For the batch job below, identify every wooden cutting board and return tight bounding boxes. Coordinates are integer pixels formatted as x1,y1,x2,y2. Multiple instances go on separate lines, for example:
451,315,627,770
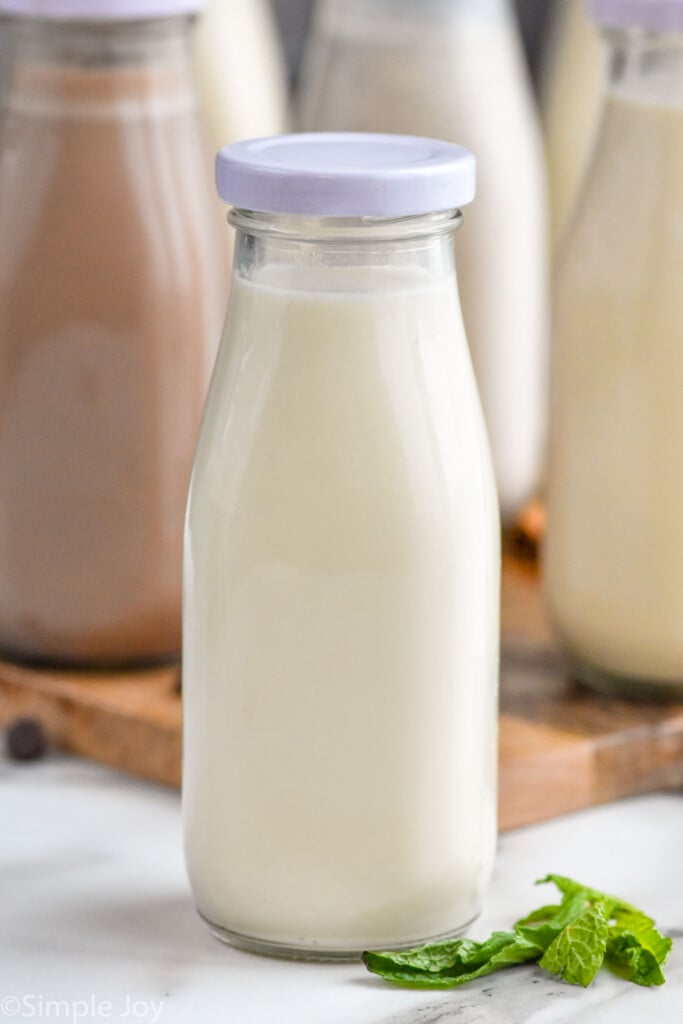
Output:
0,555,681,831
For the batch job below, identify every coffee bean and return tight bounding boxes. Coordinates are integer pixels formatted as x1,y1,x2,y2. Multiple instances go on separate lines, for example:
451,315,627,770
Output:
6,717,48,761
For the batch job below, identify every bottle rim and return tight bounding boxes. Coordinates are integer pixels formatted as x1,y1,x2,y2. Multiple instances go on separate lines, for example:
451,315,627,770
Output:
228,209,464,244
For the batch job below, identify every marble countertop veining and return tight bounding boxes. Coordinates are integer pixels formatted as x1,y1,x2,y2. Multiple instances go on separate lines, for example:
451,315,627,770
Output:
1,753,681,1024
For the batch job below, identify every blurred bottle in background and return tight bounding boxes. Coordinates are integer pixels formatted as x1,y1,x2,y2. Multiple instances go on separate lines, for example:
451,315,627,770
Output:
297,0,548,523
194,0,289,157
0,0,226,668
541,0,605,255
194,0,288,261
546,0,683,700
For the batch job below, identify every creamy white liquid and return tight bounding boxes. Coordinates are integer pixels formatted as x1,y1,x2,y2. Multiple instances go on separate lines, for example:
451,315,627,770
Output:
183,265,499,952
298,0,548,521
541,0,605,253
194,0,288,155
194,0,288,256
547,93,683,687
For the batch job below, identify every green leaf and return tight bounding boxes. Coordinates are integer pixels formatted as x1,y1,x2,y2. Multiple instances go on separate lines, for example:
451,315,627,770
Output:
363,938,480,976
605,934,666,987
361,954,453,989
455,931,529,970
604,911,672,987
515,903,564,926
536,875,637,917
610,908,653,933
363,932,540,989
539,901,610,987
515,893,588,953
613,913,671,962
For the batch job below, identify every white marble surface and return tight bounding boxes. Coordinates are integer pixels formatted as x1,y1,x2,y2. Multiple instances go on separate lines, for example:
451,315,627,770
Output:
1,752,681,1024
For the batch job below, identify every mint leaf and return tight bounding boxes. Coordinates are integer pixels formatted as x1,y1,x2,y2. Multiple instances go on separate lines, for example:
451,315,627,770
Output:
606,934,666,987
612,912,672,963
515,893,588,953
539,901,610,987
363,932,539,989
537,875,637,917
604,912,672,987
515,903,564,926
364,938,481,976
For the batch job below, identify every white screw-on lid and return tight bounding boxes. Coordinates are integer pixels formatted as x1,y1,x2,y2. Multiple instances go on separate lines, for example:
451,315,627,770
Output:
216,133,477,217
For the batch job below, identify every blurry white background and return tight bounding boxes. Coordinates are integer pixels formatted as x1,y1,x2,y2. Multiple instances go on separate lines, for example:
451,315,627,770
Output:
271,0,555,85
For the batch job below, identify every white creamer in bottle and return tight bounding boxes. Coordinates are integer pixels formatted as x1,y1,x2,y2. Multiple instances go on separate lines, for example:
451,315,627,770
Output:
541,0,605,253
546,0,683,700
193,0,288,259
194,0,288,154
183,134,500,958
297,0,548,522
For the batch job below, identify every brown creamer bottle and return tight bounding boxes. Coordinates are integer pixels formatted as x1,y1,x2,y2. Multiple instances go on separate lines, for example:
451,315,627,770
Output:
0,0,226,667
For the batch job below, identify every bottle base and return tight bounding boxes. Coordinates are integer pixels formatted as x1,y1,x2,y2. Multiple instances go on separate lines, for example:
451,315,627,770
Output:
199,909,481,962
567,651,683,703
0,640,180,674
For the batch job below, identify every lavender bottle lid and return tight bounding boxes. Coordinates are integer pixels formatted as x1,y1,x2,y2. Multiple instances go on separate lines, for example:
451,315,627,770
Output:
0,0,203,18
216,133,477,218
589,0,683,32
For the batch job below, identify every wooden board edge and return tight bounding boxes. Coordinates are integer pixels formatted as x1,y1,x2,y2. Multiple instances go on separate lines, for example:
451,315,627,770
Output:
0,672,180,789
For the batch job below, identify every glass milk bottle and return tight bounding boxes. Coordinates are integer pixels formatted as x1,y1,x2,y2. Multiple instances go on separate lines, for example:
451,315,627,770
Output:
183,134,500,957
0,0,225,666
194,0,288,158
297,0,548,522
546,0,683,700
541,0,605,253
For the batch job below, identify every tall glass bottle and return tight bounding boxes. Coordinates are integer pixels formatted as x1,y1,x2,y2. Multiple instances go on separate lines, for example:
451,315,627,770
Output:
546,0,683,700
184,134,500,957
298,0,548,522
0,0,226,666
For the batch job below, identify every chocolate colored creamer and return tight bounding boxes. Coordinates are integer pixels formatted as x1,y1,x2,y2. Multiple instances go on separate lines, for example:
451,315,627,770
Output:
0,14,225,666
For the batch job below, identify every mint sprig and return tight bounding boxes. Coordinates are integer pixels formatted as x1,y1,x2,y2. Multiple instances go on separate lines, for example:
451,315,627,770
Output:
362,875,672,991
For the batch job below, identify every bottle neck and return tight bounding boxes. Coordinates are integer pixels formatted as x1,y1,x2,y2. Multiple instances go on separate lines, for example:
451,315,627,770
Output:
0,16,195,111
604,28,683,104
229,211,462,294
1,15,194,65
